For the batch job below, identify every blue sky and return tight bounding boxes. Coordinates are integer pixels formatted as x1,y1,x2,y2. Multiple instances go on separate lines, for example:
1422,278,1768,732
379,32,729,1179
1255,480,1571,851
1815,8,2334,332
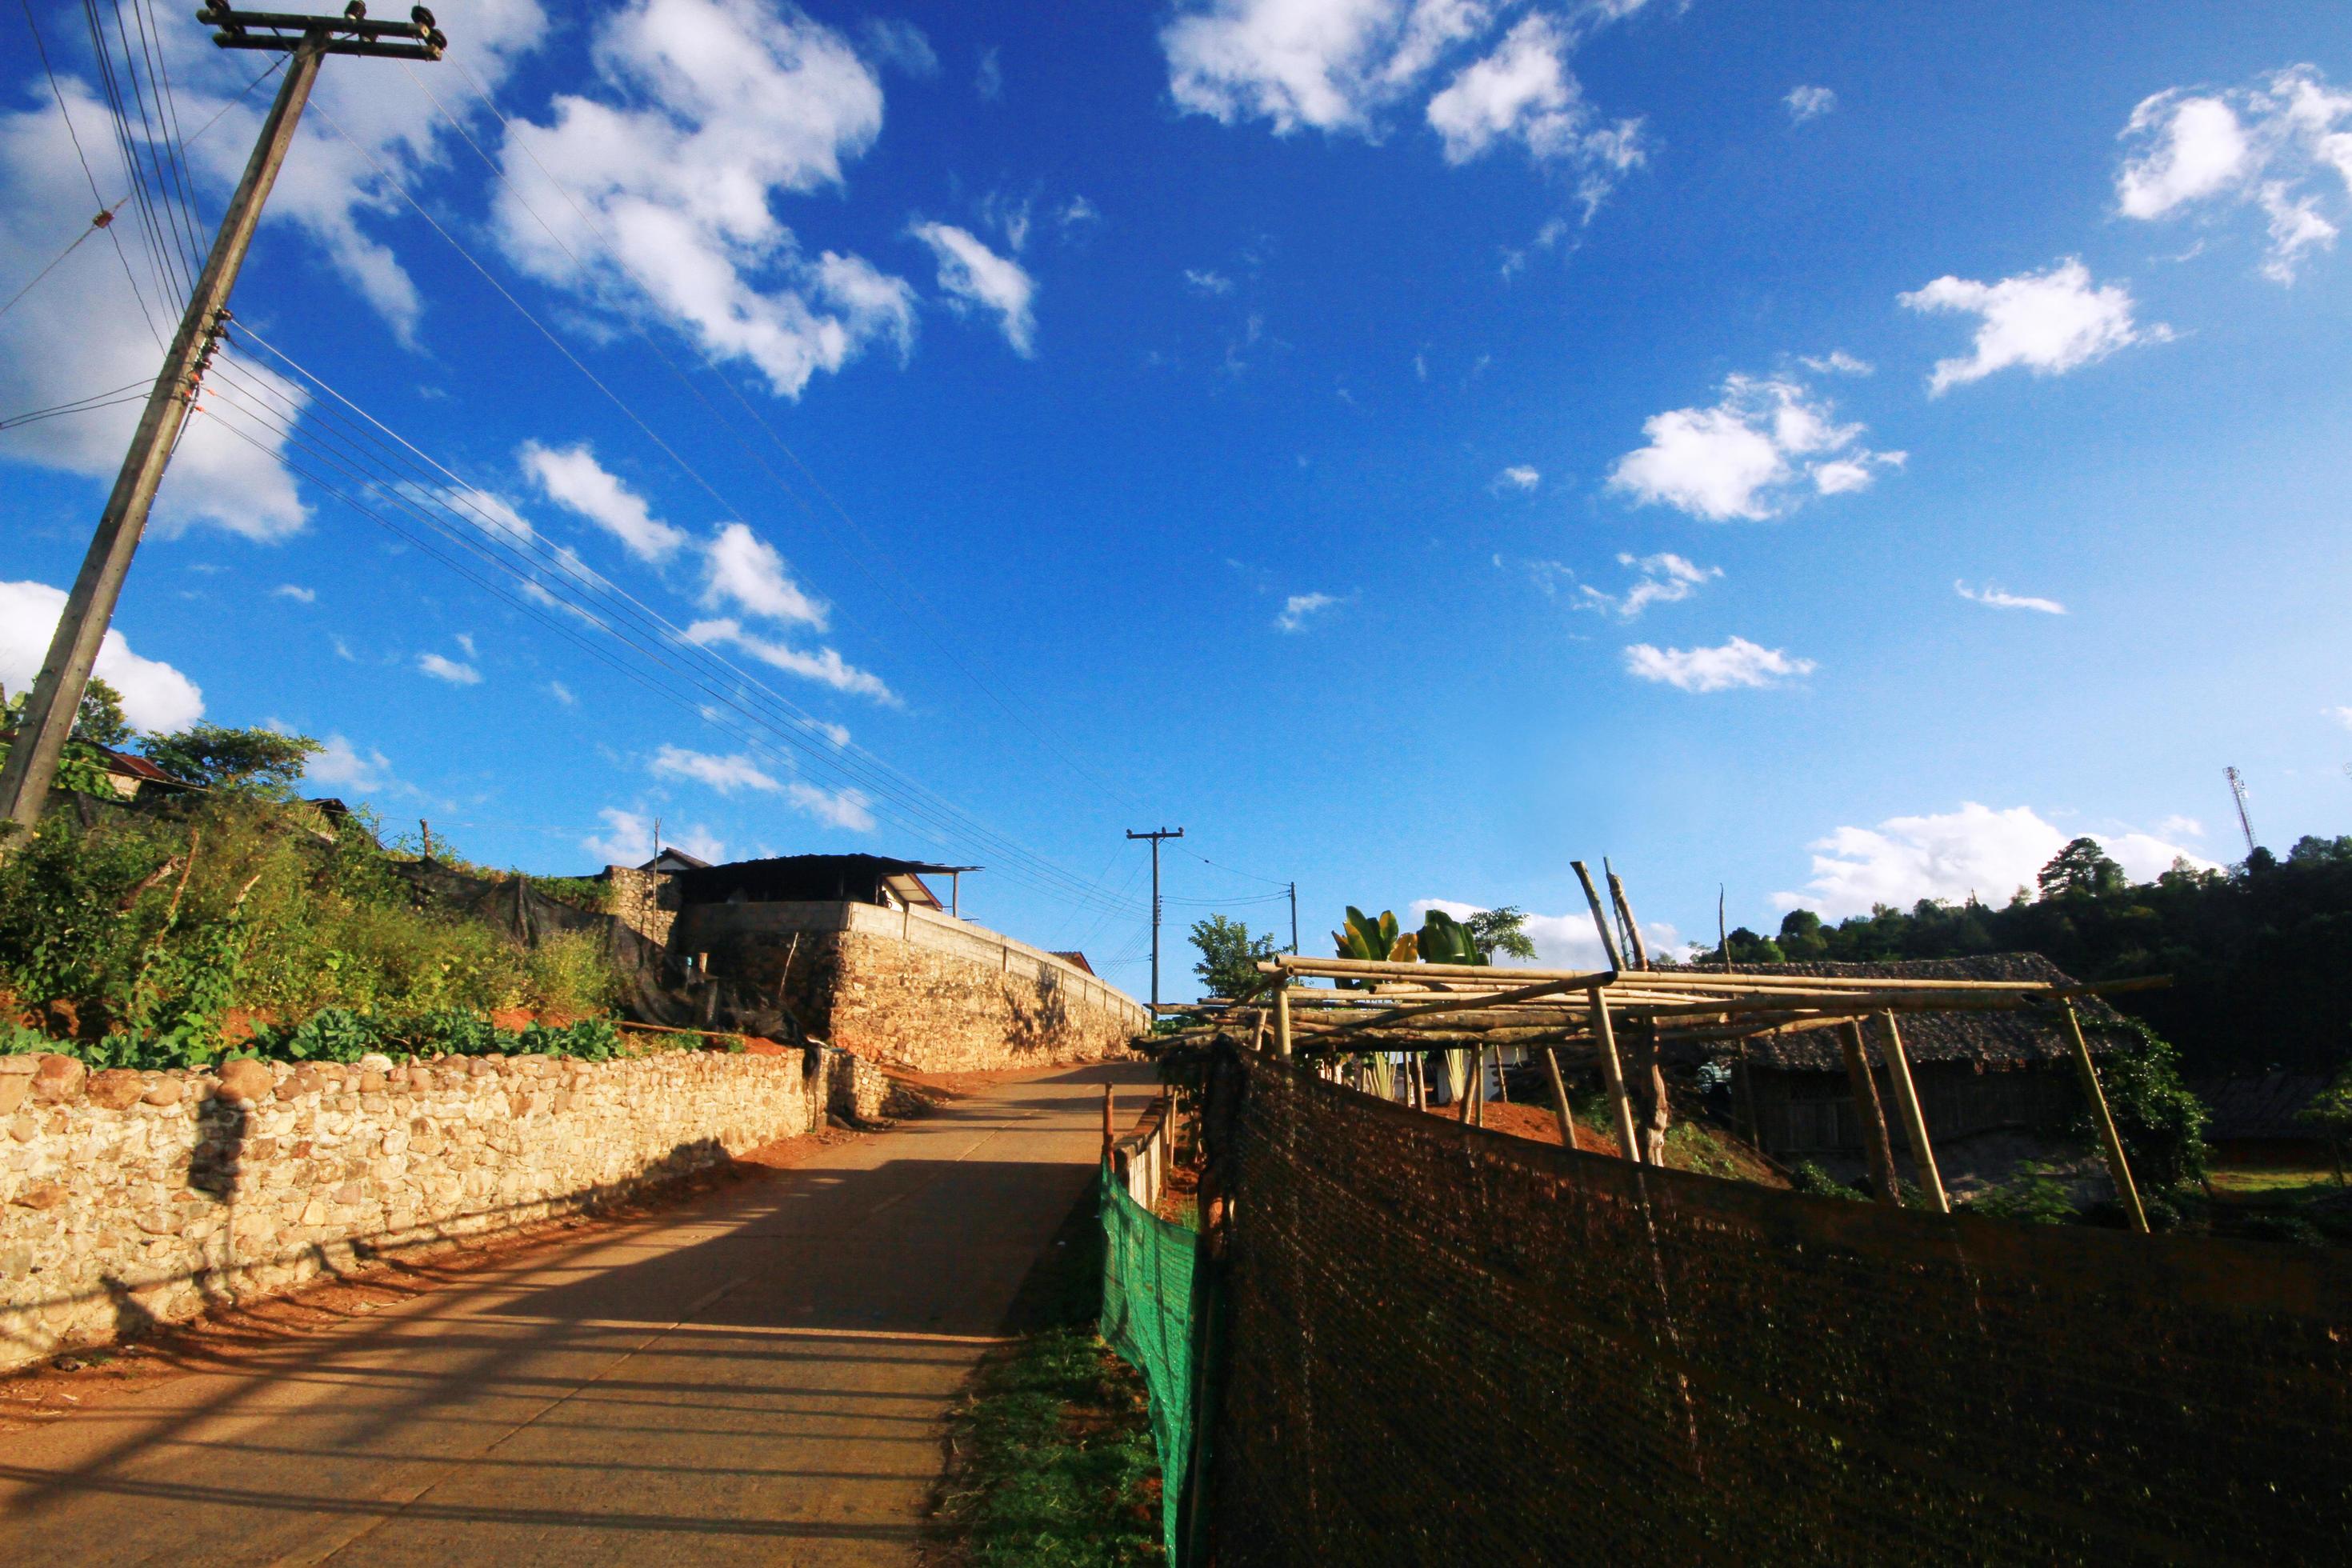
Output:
6,1,2352,998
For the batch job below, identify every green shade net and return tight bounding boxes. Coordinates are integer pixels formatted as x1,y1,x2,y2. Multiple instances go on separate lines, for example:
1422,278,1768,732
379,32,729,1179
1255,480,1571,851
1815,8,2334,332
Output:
1099,1169,1202,1562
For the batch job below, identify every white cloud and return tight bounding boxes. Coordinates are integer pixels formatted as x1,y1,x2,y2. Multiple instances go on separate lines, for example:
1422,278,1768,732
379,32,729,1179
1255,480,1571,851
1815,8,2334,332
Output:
1623,636,1813,692
491,0,916,399
1058,194,1102,234
2157,814,2205,839
861,18,938,77
1798,350,1871,376
522,442,690,562
802,717,851,747
1164,0,1646,206
1785,85,1835,123
2117,68,2352,283
2326,706,2352,730
909,222,1038,355
303,733,394,793
0,86,310,540
454,632,478,659
651,743,780,794
272,585,318,604
1414,897,1676,971
1900,259,2159,394
787,780,876,832
1607,371,1901,520
1276,591,1339,632
417,652,482,686
1955,580,2066,614
583,806,725,867
702,522,828,628
1578,552,1719,618
1774,802,2218,920
1493,463,1540,491
1185,267,1236,294
0,580,204,730
975,46,1004,102
547,681,577,706
683,618,897,704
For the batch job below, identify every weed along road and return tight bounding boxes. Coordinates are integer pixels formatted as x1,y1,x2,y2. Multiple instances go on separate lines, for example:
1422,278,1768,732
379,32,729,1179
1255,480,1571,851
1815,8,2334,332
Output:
0,1061,1155,1565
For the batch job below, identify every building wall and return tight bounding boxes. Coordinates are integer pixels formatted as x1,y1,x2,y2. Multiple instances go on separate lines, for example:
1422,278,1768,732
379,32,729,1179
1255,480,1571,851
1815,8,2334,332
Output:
1749,1062,2082,1157
606,865,679,949
676,899,1147,1074
0,1045,885,1374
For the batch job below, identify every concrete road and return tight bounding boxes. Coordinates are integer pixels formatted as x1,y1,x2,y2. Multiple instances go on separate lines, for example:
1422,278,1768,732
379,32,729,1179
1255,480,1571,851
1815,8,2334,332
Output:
0,1059,1154,1566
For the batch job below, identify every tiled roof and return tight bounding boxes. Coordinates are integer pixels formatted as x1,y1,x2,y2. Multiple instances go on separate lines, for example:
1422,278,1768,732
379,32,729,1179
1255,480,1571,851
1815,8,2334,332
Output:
1717,954,2130,1072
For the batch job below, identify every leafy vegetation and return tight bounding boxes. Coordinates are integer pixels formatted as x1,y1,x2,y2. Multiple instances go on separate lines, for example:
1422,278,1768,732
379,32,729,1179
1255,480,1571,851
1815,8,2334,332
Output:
1186,913,1279,1000
1705,834,2352,1078
0,791,624,1070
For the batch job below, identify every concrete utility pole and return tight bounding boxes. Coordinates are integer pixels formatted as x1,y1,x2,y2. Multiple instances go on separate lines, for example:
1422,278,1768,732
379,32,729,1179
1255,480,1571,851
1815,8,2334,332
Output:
0,4,447,849
1288,880,1298,954
1126,826,1184,1013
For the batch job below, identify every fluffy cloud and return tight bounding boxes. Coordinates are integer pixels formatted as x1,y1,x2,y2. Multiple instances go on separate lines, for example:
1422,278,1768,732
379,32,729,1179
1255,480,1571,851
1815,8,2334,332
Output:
1774,802,2217,921
1186,267,1236,294
788,780,875,831
1607,372,1901,521
702,522,827,627
417,652,482,686
303,733,396,793
1493,464,1540,491
1785,85,1835,123
583,806,725,866
1414,898,1677,970
0,580,204,730
522,442,690,562
908,222,1038,354
1426,14,1645,192
1579,552,1719,618
684,618,897,704
0,87,310,539
1163,0,1648,206
2326,706,2352,730
1623,636,1813,692
1900,259,2161,394
1955,581,2066,614
272,585,318,604
2117,66,2352,282
493,0,916,398
1277,591,1339,632
651,743,780,794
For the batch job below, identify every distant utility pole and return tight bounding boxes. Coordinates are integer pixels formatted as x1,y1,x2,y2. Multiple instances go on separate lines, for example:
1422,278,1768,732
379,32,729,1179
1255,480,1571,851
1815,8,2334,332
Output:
1288,881,1298,954
1126,826,1184,1013
0,4,447,849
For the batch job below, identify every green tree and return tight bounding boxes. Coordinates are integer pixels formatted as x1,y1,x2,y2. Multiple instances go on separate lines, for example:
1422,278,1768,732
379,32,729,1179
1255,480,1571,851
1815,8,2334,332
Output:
1464,906,1538,962
1,678,134,798
2038,837,2128,901
141,723,321,794
1189,914,1278,1000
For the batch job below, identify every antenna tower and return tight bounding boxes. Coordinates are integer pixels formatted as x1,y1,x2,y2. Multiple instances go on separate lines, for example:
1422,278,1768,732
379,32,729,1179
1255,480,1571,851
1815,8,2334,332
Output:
2225,766,2256,858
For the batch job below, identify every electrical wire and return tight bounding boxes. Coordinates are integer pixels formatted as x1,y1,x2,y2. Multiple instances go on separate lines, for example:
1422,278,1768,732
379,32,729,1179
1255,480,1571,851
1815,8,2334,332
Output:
0,378,151,430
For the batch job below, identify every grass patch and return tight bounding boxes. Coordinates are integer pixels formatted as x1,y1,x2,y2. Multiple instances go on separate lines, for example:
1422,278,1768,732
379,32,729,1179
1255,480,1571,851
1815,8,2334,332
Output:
939,1180,1163,1567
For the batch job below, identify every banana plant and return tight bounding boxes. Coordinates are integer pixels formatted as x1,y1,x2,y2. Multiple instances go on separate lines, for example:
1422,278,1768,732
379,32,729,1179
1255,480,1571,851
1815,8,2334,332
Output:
1331,906,1414,986
1415,908,1486,967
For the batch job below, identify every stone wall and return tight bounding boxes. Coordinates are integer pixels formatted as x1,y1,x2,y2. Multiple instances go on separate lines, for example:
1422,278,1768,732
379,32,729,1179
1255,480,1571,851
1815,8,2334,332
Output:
0,1044,886,1374
677,901,1148,1074
606,865,678,949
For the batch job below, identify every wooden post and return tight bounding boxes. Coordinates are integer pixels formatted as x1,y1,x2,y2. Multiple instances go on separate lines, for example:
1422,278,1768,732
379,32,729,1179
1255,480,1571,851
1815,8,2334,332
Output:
2062,999,2149,1234
1410,1051,1427,1111
1274,983,1293,1060
1841,1020,1903,1206
1571,862,1626,970
1102,1084,1116,1166
1251,1007,1270,1054
1542,1046,1578,1152
1877,1011,1950,1214
1590,987,1643,1163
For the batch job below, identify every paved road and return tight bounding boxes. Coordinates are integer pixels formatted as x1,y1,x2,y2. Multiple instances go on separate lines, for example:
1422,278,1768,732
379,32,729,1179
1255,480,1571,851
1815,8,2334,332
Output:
0,1060,1154,1566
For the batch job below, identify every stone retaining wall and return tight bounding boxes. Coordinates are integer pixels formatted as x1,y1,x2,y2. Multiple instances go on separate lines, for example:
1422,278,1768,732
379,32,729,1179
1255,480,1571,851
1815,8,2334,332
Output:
0,1044,886,1374
676,901,1149,1074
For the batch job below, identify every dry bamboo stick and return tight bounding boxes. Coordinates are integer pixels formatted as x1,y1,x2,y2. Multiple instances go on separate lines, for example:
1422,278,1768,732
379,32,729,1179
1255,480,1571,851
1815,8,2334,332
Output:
1572,860,1627,971
2062,998,2148,1234
1542,1047,1578,1152
1590,987,1642,1164
1877,1011,1949,1214
1274,983,1293,1060
1605,864,1650,970
1841,1020,1904,1207
1265,955,1614,984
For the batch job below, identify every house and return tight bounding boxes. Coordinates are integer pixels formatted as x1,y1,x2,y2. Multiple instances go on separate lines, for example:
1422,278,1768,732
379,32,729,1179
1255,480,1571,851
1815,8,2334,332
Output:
2192,1072,2337,1167
90,745,186,801
668,852,958,910
1726,954,2132,1170
637,846,711,874
1049,950,1097,976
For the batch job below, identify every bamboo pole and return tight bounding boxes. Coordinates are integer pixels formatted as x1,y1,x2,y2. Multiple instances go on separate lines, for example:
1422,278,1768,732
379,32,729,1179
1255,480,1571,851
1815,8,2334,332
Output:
1542,1046,1578,1151
1274,982,1293,1060
1571,861,1627,970
1590,987,1643,1163
2062,999,2149,1234
1840,1020,1904,1206
1605,864,1650,970
1410,1051,1427,1111
1876,1011,1949,1214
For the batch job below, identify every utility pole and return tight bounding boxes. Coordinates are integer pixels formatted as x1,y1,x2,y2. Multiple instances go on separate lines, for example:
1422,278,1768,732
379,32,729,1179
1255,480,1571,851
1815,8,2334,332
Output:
0,4,447,849
1126,827,1184,1013
1288,880,1298,954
